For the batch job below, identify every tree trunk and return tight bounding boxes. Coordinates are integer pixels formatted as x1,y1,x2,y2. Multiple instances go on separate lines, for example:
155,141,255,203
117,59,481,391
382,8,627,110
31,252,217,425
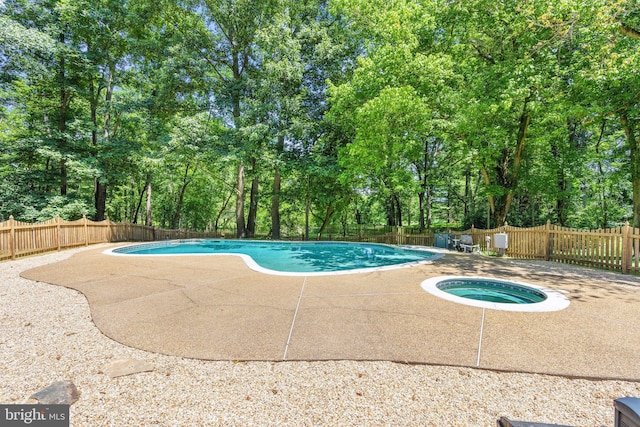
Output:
386,195,396,226
426,186,433,230
235,163,246,238
230,44,248,238
552,119,579,226
94,65,114,221
90,79,101,220
385,193,403,226
246,158,259,238
316,203,335,240
418,191,425,231
58,32,68,197
595,154,608,229
621,112,640,228
215,188,234,233
464,167,471,224
305,176,310,241
271,135,284,240
89,76,106,221
145,176,152,227
481,96,531,227
555,176,568,226
271,168,281,239
394,193,402,227
171,164,192,229
131,173,151,224
94,181,107,221
60,160,67,196
594,120,608,228
417,165,427,230
493,192,511,227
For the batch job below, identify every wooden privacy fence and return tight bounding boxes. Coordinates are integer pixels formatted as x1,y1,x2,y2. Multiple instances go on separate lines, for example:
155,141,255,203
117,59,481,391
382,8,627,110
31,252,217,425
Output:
2,215,640,274
395,221,640,275
0,215,220,261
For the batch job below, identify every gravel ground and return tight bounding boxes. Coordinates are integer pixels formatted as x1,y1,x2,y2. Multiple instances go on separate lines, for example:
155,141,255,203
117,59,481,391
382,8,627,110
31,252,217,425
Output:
1,246,639,426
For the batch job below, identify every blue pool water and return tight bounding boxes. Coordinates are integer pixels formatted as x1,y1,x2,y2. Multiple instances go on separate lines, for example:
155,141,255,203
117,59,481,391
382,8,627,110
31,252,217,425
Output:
112,240,437,273
437,279,547,304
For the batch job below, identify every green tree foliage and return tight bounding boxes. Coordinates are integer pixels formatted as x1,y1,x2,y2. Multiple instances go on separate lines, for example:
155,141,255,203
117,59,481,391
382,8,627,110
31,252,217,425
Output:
1,0,95,219
2,0,640,233
329,0,461,228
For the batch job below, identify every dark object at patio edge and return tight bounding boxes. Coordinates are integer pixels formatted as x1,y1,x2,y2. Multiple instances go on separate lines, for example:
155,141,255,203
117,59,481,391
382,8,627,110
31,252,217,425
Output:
497,417,573,427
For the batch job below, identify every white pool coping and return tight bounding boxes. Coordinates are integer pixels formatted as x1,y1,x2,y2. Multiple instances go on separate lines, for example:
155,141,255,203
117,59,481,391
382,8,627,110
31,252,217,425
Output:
420,275,570,312
103,240,445,276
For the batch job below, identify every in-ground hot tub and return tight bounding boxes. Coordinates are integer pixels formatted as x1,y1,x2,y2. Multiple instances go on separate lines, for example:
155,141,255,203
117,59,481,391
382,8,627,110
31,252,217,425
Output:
421,276,570,312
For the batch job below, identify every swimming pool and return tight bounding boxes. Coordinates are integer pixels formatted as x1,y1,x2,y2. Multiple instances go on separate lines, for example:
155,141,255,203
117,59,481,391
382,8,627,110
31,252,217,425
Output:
107,240,441,275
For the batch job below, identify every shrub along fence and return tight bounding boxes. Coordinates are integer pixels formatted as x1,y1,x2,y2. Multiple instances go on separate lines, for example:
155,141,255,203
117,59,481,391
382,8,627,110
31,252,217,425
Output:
2,215,640,275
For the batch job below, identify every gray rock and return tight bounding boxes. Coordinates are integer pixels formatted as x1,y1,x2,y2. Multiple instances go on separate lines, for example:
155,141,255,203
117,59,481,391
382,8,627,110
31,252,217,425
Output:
29,381,80,405
103,358,154,378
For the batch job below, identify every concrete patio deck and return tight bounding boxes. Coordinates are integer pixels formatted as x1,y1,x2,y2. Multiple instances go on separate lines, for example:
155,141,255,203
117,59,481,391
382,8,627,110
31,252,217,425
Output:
21,243,640,381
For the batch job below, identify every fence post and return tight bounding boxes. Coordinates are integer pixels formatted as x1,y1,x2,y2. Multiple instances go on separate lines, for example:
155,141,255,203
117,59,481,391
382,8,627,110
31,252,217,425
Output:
56,215,61,251
9,215,15,260
544,220,551,261
503,222,509,256
83,215,89,246
622,222,631,274
106,218,113,242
